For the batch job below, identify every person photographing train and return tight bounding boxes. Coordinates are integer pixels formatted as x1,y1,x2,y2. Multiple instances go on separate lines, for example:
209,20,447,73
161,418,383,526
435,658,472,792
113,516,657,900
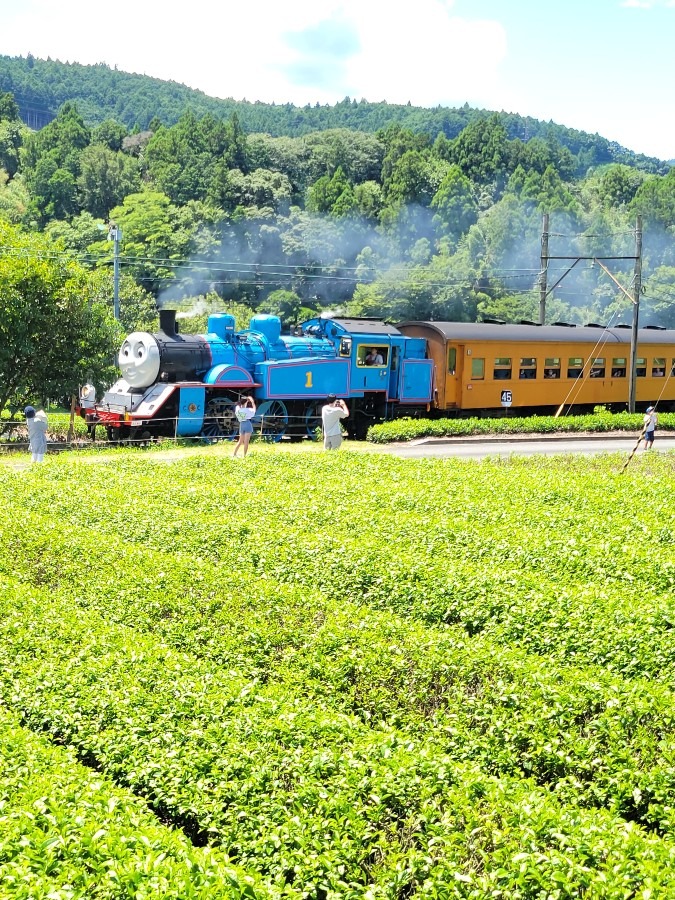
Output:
321,394,349,450
233,395,256,457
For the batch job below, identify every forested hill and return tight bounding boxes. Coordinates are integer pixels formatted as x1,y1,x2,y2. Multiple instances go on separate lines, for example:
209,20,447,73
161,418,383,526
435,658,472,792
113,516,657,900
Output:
0,53,668,175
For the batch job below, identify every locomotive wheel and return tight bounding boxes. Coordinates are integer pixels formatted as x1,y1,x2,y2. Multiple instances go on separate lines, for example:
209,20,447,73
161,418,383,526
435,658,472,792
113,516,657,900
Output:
202,398,238,440
253,400,288,442
304,401,323,441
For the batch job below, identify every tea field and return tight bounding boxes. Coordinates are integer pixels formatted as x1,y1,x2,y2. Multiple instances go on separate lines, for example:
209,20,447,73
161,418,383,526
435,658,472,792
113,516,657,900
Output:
2,446,675,898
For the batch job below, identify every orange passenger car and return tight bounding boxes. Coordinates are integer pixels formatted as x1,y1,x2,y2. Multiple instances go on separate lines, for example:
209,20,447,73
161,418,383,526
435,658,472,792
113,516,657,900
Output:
397,322,675,413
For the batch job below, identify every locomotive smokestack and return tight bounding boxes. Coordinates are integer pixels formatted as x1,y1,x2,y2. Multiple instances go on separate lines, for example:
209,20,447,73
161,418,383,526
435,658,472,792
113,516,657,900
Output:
159,308,178,336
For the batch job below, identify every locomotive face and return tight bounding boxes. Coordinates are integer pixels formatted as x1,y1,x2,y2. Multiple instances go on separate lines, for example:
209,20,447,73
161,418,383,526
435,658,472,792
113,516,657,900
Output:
119,332,161,388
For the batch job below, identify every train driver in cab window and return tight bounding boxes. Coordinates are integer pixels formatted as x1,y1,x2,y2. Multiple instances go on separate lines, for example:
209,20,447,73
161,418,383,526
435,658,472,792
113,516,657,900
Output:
365,347,385,366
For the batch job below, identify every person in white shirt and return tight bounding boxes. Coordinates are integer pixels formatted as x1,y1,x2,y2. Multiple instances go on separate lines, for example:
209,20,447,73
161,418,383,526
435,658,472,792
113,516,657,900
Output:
321,394,349,450
365,348,384,366
643,406,658,450
24,406,48,463
233,395,256,457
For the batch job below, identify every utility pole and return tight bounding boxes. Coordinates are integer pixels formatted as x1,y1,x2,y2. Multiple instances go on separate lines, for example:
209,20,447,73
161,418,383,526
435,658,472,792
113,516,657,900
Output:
108,223,122,321
539,213,549,325
628,215,643,413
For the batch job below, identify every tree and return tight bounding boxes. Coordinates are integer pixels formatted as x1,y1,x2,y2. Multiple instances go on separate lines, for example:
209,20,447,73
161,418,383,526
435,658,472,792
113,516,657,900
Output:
641,267,675,328
0,91,20,122
306,166,354,215
46,211,107,252
246,133,313,198
352,181,383,221
77,144,140,219
92,119,128,152
21,102,91,223
378,124,431,191
218,168,293,215
448,115,512,191
0,171,32,226
257,289,306,328
0,221,119,420
88,269,158,334
508,164,578,214
145,112,248,205
0,119,25,178
630,169,675,229
91,190,206,297
430,164,478,242
302,129,384,184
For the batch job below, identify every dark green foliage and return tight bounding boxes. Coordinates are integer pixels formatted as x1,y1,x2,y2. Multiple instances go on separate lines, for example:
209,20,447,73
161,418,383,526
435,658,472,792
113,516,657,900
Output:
0,221,119,417
0,55,667,174
0,89,20,121
2,53,675,329
145,112,247,205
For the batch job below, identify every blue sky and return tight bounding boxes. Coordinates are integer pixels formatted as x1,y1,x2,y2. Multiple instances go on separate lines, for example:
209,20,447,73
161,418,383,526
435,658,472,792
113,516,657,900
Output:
1,0,674,159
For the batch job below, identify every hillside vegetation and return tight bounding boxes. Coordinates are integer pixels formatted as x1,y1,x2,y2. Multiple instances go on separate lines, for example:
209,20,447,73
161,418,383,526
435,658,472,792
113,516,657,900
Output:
1,54,675,414
0,53,668,173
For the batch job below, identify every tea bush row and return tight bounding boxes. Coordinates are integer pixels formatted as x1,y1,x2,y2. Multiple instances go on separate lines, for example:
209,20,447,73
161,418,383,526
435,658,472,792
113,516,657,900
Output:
0,706,258,900
4,579,675,897
3,520,675,845
4,453,675,682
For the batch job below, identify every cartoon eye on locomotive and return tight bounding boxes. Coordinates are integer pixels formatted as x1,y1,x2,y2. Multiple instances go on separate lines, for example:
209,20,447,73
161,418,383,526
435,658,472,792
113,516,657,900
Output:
78,313,675,442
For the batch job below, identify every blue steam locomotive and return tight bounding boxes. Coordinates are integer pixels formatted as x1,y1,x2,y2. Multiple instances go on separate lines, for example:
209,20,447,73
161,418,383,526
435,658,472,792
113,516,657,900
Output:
81,309,434,441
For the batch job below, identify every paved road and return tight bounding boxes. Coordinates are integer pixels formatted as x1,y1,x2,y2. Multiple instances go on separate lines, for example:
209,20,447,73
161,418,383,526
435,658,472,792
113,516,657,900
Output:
4,434,675,467
386,434,675,460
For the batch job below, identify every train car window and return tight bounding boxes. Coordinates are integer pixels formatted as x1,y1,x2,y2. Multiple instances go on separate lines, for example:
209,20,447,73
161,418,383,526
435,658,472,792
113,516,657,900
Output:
567,357,583,379
636,357,646,377
611,358,626,378
471,358,485,380
357,345,388,366
652,358,666,377
448,347,456,375
519,357,537,380
590,358,605,378
493,357,512,380
544,358,560,379
339,337,352,357
671,360,675,377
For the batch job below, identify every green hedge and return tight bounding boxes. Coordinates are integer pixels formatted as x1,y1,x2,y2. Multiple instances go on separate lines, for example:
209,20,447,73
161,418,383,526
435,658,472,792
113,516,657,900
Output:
367,410,675,442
